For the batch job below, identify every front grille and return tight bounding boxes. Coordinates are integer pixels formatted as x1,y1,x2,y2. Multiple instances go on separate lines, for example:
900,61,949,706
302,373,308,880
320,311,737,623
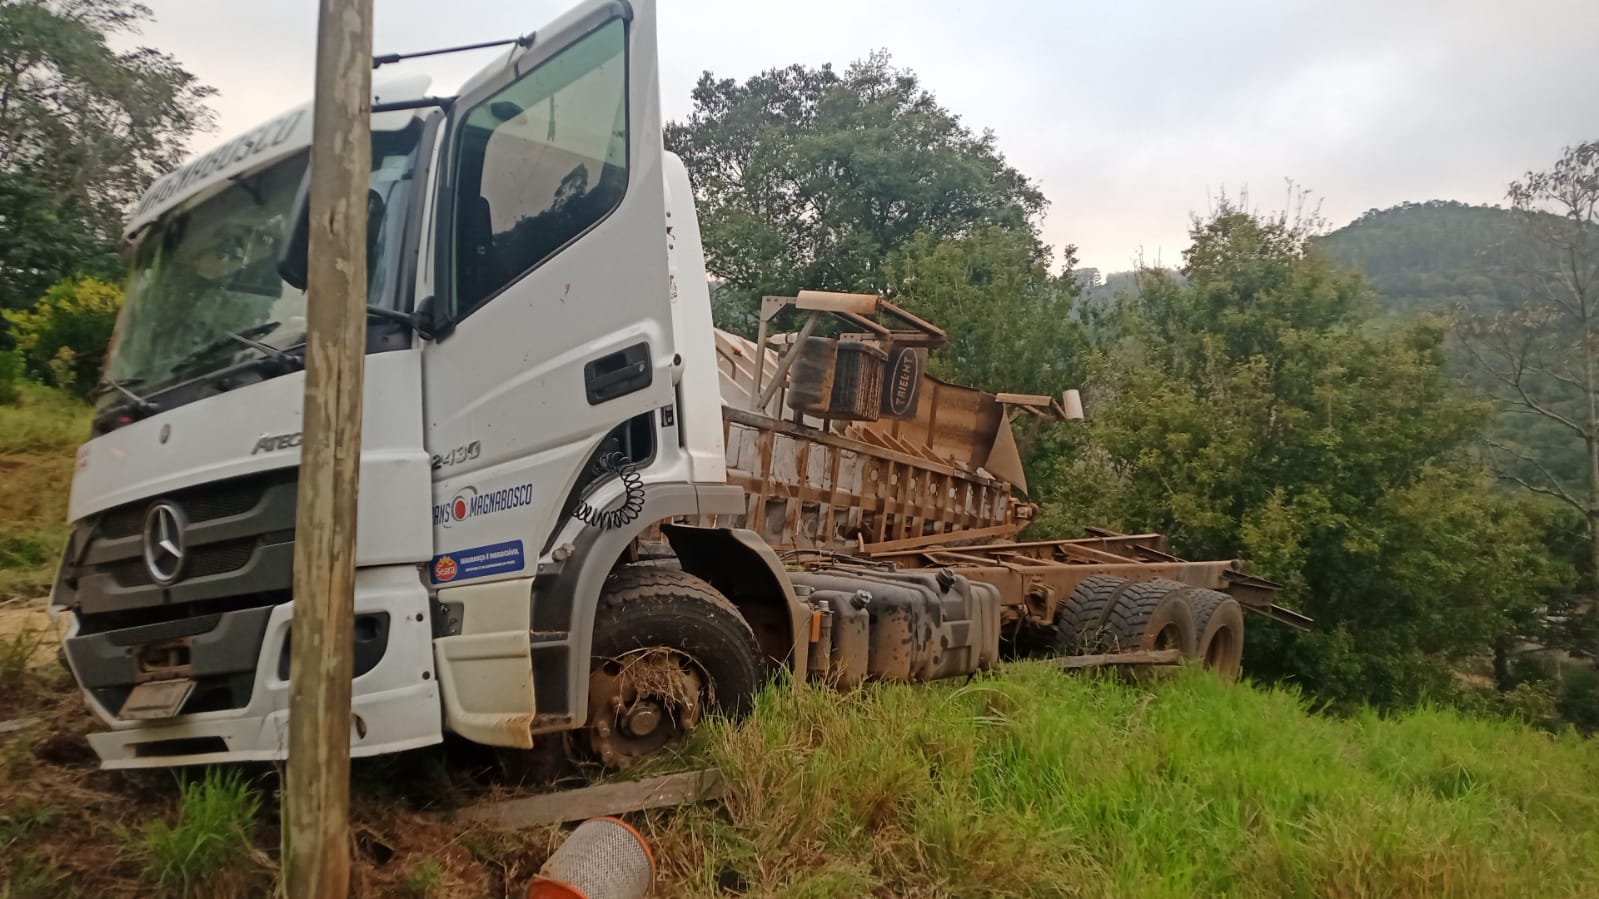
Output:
82,589,289,636
108,537,262,587
97,477,273,540
61,469,299,636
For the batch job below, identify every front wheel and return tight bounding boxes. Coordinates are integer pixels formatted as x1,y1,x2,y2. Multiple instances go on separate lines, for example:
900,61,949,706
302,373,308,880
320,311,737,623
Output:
584,566,763,770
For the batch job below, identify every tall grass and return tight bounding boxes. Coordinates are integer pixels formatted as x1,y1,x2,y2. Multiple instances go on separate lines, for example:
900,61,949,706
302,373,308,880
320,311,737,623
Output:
134,768,267,898
0,628,49,688
0,383,91,455
647,665,1599,898
0,384,90,599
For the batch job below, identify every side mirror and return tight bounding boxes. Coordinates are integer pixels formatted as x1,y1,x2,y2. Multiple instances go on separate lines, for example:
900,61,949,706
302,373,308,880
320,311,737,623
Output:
414,294,452,341
276,171,311,291
367,188,385,255
277,180,384,293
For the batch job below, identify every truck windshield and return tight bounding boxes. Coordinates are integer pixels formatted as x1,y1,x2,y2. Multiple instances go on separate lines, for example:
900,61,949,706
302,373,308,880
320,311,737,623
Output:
102,125,422,409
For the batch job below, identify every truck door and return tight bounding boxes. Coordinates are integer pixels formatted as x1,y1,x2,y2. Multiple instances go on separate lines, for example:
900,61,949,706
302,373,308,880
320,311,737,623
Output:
421,0,678,569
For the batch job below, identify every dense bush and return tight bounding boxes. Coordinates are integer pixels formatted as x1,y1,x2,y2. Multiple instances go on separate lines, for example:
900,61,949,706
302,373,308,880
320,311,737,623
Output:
2,276,122,397
1032,203,1576,710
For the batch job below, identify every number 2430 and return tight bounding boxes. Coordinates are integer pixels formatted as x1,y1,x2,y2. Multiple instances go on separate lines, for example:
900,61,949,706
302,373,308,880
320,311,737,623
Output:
431,440,481,470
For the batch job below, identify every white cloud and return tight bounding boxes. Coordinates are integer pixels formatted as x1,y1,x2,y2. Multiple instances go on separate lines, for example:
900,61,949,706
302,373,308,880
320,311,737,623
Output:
135,0,1599,270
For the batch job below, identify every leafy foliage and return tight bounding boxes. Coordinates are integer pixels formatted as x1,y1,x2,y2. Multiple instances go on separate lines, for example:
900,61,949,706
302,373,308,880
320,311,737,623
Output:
1036,202,1573,707
1456,143,1599,582
666,52,1047,333
2,276,122,396
886,226,1086,395
0,167,123,325
0,0,214,317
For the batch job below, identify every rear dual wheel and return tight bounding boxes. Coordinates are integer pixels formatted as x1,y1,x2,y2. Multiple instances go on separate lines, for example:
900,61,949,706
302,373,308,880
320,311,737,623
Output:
1052,574,1129,655
1103,579,1197,655
1052,575,1245,678
1187,589,1245,681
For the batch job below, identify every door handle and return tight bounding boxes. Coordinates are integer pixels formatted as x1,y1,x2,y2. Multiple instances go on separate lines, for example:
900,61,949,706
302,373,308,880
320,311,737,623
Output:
584,343,652,405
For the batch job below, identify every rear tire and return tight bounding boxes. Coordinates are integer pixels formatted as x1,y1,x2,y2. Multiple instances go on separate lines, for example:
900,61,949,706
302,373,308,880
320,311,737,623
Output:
585,566,763,770
1053,575,1131,655
1103,579,1197,655
1187,589,1245,681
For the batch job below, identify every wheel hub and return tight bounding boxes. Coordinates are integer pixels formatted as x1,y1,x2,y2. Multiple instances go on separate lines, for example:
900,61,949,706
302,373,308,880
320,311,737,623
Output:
622,702,663,737
586,648,705,769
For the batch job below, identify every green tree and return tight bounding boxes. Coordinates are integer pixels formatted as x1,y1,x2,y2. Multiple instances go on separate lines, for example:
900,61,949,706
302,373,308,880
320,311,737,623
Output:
665,52,1046,333
1041,202,1571,708
1457,142,1599,602
3,275,122,395
0,0,214,317
887,226,1086,395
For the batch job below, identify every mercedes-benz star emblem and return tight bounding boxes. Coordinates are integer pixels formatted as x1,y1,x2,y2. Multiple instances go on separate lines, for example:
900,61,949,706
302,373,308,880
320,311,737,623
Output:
143,502,188,586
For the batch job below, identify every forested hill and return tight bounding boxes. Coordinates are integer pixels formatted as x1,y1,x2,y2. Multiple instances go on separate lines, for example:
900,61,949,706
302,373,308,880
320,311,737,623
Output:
1318,201,1526,317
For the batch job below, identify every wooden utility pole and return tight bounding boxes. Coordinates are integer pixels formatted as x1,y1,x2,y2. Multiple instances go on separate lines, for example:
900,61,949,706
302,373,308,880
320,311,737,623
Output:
285,0,373,895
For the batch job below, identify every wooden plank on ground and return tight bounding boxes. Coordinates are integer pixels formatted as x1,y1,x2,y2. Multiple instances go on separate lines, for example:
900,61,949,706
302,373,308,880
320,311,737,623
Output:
1050,649,1183,669
458,769,726,829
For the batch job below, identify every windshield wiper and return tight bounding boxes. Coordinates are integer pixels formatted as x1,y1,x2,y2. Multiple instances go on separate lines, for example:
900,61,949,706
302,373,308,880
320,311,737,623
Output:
168,322,290,378
219,329,302,370
93,377,159,416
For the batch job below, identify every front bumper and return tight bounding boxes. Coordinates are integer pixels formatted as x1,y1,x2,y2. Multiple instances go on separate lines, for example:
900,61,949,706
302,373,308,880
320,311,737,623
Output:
60,566,443,768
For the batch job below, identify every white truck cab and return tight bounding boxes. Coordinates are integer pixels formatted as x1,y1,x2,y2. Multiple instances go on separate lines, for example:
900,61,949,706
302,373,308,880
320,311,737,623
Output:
53,0,770,768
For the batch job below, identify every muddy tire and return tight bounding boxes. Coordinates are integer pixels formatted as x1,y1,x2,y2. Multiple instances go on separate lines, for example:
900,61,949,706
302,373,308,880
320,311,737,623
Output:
1187,589,1245,681
585,566,763,769
1103,579,1197,655
1056,575,1133,655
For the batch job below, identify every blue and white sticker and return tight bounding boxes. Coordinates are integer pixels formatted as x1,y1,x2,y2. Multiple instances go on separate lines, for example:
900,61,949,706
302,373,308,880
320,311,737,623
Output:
431,539,525,584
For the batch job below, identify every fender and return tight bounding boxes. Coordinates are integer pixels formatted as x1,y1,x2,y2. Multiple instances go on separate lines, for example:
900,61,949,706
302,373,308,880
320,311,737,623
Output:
528,481,743,733
661,523,810,681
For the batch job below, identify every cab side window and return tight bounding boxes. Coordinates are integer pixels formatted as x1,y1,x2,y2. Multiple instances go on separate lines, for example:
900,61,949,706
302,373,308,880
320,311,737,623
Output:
450,18,628,315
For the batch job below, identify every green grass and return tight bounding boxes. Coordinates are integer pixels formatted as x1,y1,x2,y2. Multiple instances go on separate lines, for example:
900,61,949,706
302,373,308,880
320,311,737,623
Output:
0,629,49,689
399,857,447,898
0,805,71,899
645,665,1599,898
0,383,90,600
0,853,74,899
134,769,266,898
0,383,92,456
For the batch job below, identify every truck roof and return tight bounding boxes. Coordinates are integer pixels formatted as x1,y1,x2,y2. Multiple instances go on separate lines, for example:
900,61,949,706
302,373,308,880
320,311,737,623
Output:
123,74,435,242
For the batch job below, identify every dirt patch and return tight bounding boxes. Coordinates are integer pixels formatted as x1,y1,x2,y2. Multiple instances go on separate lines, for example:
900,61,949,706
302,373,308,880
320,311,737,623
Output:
0,676,572,898
0,612,632,898
0,598,62,663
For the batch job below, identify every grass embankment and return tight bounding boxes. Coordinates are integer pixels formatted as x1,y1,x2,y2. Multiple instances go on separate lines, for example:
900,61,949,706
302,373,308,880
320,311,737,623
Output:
646,666,1599,898
0,385,90,601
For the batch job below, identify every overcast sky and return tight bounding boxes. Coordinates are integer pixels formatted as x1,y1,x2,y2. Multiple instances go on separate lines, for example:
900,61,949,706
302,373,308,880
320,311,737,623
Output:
132,0,1598,272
